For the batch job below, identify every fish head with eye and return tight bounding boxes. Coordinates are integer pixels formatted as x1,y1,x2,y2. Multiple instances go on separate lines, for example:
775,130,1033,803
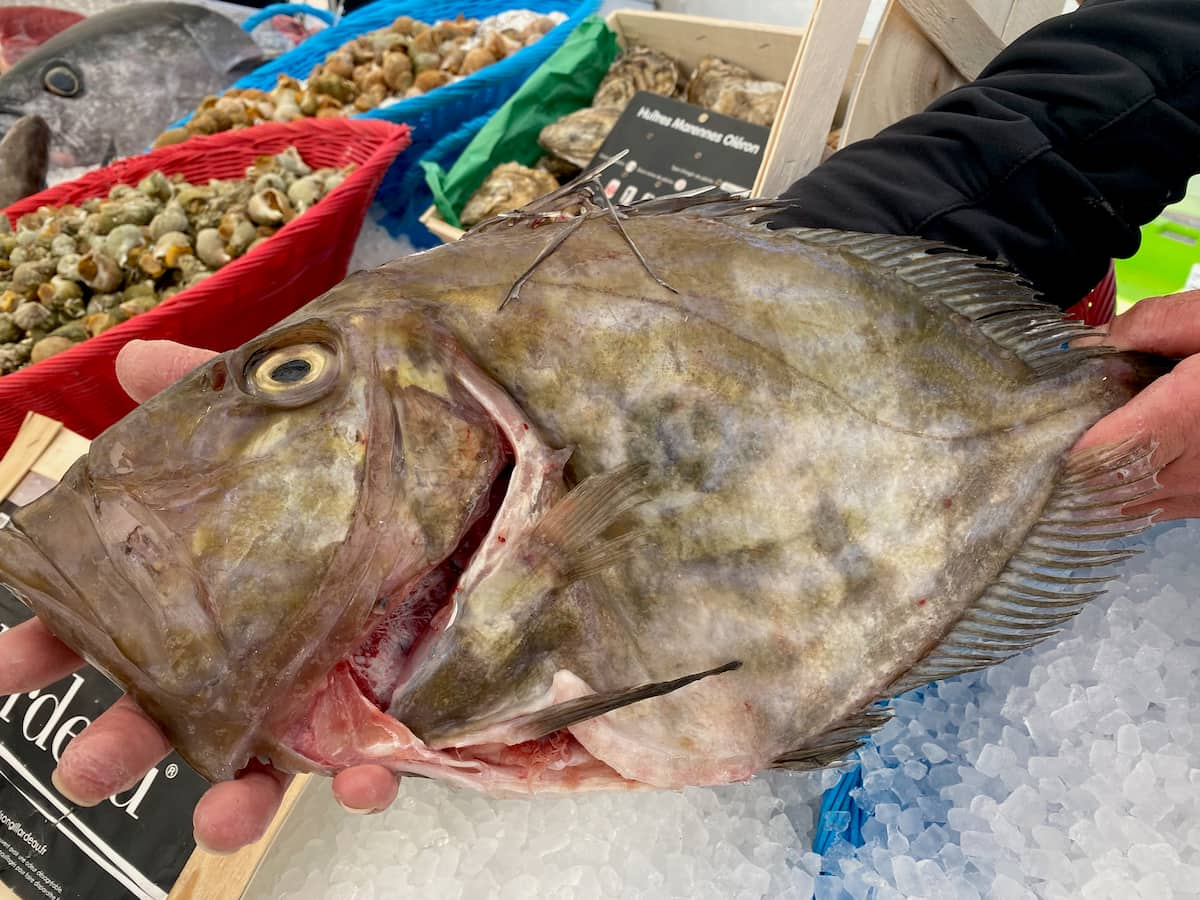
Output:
0,302,509,781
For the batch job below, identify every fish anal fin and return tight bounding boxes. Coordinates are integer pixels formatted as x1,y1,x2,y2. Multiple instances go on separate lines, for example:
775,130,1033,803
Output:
771,707,893,771
886,438,1161,698
503,661,742,744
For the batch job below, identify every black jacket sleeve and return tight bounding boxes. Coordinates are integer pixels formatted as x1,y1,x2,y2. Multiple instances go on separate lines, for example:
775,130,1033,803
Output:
764,0,1200,310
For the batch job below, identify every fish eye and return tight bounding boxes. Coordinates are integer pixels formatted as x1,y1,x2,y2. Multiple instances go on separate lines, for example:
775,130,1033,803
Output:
42,63,81,98
245,341,338,405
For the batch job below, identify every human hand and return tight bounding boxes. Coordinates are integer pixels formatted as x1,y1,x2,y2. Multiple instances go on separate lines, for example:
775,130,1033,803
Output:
0,339,401,855
1075,291,1200,521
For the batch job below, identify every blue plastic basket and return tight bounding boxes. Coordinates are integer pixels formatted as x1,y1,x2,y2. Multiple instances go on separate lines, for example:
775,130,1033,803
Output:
166,0,599,220
377,111,493,244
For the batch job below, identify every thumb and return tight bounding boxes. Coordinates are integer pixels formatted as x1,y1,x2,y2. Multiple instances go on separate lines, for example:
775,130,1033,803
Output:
1104,290,1200,358
116,340,217,403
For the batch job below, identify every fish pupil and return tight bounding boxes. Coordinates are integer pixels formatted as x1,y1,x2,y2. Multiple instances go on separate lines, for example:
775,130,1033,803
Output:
44,65,80,97
270,358,311,383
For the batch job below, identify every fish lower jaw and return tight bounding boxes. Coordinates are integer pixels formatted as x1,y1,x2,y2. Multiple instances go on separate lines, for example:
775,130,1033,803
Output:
275,663,646,795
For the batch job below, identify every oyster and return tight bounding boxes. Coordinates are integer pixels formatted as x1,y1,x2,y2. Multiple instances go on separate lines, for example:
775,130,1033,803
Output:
460,162,560,227
685,56,784,128
537,106,622,169
592,45,681,110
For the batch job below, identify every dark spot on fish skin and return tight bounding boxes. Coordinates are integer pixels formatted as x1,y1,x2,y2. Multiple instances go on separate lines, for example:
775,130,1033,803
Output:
808,495,902,608
497,535,506,543
918,598,928,607
942,497,953,509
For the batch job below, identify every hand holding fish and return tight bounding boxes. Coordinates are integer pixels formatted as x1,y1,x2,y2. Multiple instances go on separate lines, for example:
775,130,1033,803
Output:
1076,290,1200,521
0,339,402,854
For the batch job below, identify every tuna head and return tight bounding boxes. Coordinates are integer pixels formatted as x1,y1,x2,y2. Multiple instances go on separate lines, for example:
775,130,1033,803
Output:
0,2,262,169
0,306,505,781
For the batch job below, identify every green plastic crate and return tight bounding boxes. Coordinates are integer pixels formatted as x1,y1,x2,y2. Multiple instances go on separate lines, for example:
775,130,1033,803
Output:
1114,175,1200,313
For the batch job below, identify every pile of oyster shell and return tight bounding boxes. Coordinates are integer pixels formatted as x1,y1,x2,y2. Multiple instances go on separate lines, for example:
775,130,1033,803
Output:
459,47,785,227
0,147,352,374
155,10,566,148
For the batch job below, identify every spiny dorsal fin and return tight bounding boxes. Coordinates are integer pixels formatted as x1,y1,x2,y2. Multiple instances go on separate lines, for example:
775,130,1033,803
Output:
885,438,1160,697
500,661,742,744
771,706,893,771
782,229,1113,377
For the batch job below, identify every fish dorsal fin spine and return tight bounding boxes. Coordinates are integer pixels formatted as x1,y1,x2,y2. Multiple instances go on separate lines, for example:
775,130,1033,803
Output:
786,229,1111,377
885,438,1160,697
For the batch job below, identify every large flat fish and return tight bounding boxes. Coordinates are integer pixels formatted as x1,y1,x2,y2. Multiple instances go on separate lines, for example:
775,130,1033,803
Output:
0,176,1169,795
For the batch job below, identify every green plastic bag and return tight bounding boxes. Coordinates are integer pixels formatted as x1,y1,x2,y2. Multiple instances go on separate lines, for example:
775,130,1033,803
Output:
423,15,620,229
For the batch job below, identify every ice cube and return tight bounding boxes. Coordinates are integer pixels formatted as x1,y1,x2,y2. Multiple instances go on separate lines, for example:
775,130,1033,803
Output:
975,744,1017,778
1122,759,1157,801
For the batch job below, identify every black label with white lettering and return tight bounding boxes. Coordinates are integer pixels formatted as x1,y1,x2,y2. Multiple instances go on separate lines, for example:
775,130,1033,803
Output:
588,91,771,205
0,586,205,900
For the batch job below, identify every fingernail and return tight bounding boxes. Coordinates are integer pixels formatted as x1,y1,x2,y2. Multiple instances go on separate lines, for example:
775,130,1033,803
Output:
193,834,236,857
51,769,100,807
342,804,384,816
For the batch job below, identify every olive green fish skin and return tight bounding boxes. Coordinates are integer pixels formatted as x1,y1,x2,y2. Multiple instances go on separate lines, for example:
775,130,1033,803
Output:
330,213,1140,787
0,209,1150,787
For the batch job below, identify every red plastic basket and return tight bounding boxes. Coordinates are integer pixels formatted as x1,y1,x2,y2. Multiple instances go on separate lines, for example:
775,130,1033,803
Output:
0,118,410,454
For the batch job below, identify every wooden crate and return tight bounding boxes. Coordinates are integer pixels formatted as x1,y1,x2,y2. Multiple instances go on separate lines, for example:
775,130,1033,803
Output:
419,8,868,244
423,0,1067,241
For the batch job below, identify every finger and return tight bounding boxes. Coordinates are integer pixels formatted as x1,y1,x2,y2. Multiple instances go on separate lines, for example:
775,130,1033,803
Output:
115,340,217,403
1073,356,1200,462
1105,291,1200,358
192,762,290,855
1123,460,1200,522
0,618,83,694
332,764,399,814
52,695,172,806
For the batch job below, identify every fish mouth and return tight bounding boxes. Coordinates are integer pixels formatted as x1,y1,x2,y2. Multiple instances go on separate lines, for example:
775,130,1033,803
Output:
274,353,644,794
276,434,639,794
347,454,514,711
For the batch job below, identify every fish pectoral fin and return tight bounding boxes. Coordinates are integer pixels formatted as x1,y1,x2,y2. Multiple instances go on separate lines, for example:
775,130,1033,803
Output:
502,661,742,744
771,706,893,771
532,462,651,582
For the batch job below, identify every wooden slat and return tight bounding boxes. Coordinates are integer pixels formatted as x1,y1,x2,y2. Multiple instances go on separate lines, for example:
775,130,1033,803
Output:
838,0,963,148
968,0,1018,33
167,775,314,900
897,0,1003,80
1002,0,1071,42
610,9,806,84
30,429,88,483
754,0,873,197
0,413,61,503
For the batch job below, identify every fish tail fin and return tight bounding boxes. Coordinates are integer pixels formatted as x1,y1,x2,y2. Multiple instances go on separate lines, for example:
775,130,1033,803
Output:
1103,349,1177,395
884,436,1161,698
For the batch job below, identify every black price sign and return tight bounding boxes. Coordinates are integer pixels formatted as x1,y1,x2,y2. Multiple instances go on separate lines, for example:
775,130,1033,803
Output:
0,586,207,900
588,91,771,205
